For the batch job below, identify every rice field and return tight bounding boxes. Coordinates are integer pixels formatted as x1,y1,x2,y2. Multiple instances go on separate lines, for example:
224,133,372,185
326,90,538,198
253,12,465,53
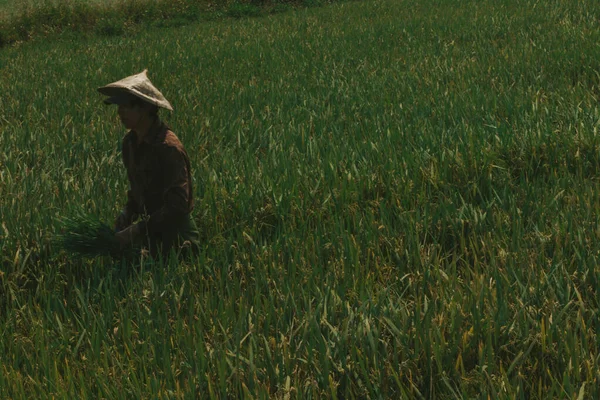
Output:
0,0,129,21
0,0,126,10
1,0,600,397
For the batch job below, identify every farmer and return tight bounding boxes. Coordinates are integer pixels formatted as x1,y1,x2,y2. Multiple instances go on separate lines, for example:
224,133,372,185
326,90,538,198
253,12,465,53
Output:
98,69,200,258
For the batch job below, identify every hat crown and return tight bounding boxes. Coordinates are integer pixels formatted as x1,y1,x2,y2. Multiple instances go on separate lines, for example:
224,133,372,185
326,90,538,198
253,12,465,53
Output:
98,69,173,111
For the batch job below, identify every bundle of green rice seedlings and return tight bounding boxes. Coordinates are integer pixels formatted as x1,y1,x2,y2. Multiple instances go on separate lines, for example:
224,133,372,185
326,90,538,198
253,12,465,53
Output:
55,212,122,257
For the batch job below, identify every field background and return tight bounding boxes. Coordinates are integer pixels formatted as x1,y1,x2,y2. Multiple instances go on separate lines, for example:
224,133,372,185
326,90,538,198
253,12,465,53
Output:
0,0,126,11
0,0,132,21
2,0,600,398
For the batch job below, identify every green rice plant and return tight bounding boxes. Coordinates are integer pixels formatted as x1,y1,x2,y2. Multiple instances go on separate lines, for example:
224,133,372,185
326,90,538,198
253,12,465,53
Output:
0,0,335,48
54,211,122,257
2,0,600,397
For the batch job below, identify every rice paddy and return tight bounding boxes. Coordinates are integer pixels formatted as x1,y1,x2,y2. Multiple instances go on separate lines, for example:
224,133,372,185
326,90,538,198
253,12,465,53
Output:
1,0,600,397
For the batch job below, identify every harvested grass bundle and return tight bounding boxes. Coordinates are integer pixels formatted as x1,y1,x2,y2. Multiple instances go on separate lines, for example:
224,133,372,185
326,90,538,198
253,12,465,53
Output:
55,212,123,257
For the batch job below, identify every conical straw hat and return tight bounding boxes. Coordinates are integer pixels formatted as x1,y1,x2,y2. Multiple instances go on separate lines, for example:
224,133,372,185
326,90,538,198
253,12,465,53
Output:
98,69,173,111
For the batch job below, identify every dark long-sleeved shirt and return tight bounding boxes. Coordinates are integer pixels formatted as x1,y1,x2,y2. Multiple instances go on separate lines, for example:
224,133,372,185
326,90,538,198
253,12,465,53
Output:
121,119,194,235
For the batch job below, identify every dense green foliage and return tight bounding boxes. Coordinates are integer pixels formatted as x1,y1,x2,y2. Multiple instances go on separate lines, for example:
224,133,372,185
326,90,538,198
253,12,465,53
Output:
2,0,600,397
55,212,123,257
0,0,325,48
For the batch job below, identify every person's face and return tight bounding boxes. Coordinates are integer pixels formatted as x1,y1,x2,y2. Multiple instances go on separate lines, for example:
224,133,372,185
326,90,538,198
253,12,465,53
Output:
117,102,145,130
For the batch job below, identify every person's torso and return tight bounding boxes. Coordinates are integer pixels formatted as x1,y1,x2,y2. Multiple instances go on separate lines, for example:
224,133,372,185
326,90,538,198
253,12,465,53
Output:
123,121,193,215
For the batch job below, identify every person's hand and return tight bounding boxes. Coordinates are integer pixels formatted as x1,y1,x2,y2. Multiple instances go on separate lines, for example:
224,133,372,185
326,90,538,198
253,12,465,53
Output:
115,211,131,232
115,223,141,248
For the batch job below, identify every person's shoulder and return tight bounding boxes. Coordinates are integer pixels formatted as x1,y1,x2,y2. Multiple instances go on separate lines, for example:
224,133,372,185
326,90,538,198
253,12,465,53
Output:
123,130,136,143
159,129,186,153
164,130,183,146
121,131,136,153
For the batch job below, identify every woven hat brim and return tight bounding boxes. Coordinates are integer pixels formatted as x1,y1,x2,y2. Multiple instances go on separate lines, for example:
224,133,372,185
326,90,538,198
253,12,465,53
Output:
97,70,174,111
98,86,174,111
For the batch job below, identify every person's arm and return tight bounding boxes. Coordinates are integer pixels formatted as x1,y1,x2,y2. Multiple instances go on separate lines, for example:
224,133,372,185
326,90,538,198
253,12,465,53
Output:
139,146,191,234
115,192,140,231
115,134,141,231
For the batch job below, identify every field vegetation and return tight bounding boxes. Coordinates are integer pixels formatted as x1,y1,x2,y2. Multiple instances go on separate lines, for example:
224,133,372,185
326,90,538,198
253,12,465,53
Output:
0,0,322,48
1,0,600,397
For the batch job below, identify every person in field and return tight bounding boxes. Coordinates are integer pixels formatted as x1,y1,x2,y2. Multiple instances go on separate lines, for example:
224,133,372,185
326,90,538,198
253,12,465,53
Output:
98,69,200,258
